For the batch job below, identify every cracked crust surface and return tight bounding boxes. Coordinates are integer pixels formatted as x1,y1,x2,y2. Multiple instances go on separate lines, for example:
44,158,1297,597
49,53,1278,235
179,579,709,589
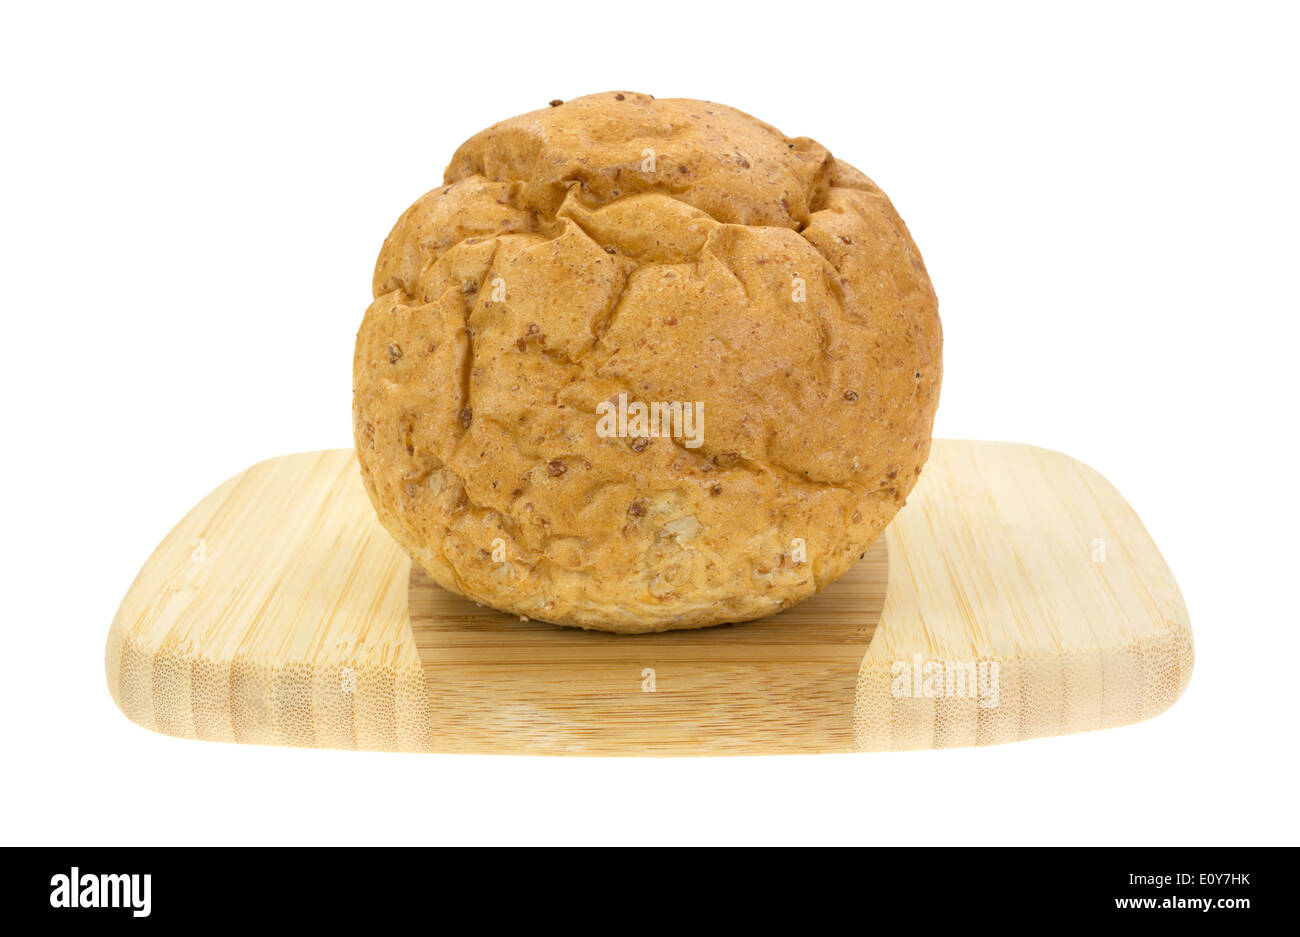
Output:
353,91,941,632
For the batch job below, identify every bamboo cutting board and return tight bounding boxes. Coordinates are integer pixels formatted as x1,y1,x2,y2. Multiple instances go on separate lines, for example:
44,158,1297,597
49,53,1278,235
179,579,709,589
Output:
106,441,1192,754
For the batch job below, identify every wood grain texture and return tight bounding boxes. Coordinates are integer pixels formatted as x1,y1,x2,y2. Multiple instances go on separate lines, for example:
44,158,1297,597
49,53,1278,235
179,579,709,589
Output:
854,442,1193,750
411,542,885,755
105,441,1192,754
106,452,432,753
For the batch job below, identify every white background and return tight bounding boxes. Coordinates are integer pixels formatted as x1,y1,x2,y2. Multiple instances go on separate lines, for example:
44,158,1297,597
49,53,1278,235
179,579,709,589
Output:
2,1,1296,846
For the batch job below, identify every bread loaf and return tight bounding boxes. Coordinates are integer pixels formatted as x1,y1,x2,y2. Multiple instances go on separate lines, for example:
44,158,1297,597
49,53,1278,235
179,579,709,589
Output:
353,92,941,631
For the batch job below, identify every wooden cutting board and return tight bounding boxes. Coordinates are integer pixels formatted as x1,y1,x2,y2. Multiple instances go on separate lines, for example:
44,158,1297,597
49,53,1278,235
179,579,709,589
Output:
106,440,1192,755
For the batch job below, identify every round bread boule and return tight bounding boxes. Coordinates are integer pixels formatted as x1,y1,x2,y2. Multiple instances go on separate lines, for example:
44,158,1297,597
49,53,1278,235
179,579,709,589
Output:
353,91,941,633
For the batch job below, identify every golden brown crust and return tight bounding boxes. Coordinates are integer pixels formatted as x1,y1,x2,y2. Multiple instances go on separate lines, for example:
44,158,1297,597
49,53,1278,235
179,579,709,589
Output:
353,91,941,632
